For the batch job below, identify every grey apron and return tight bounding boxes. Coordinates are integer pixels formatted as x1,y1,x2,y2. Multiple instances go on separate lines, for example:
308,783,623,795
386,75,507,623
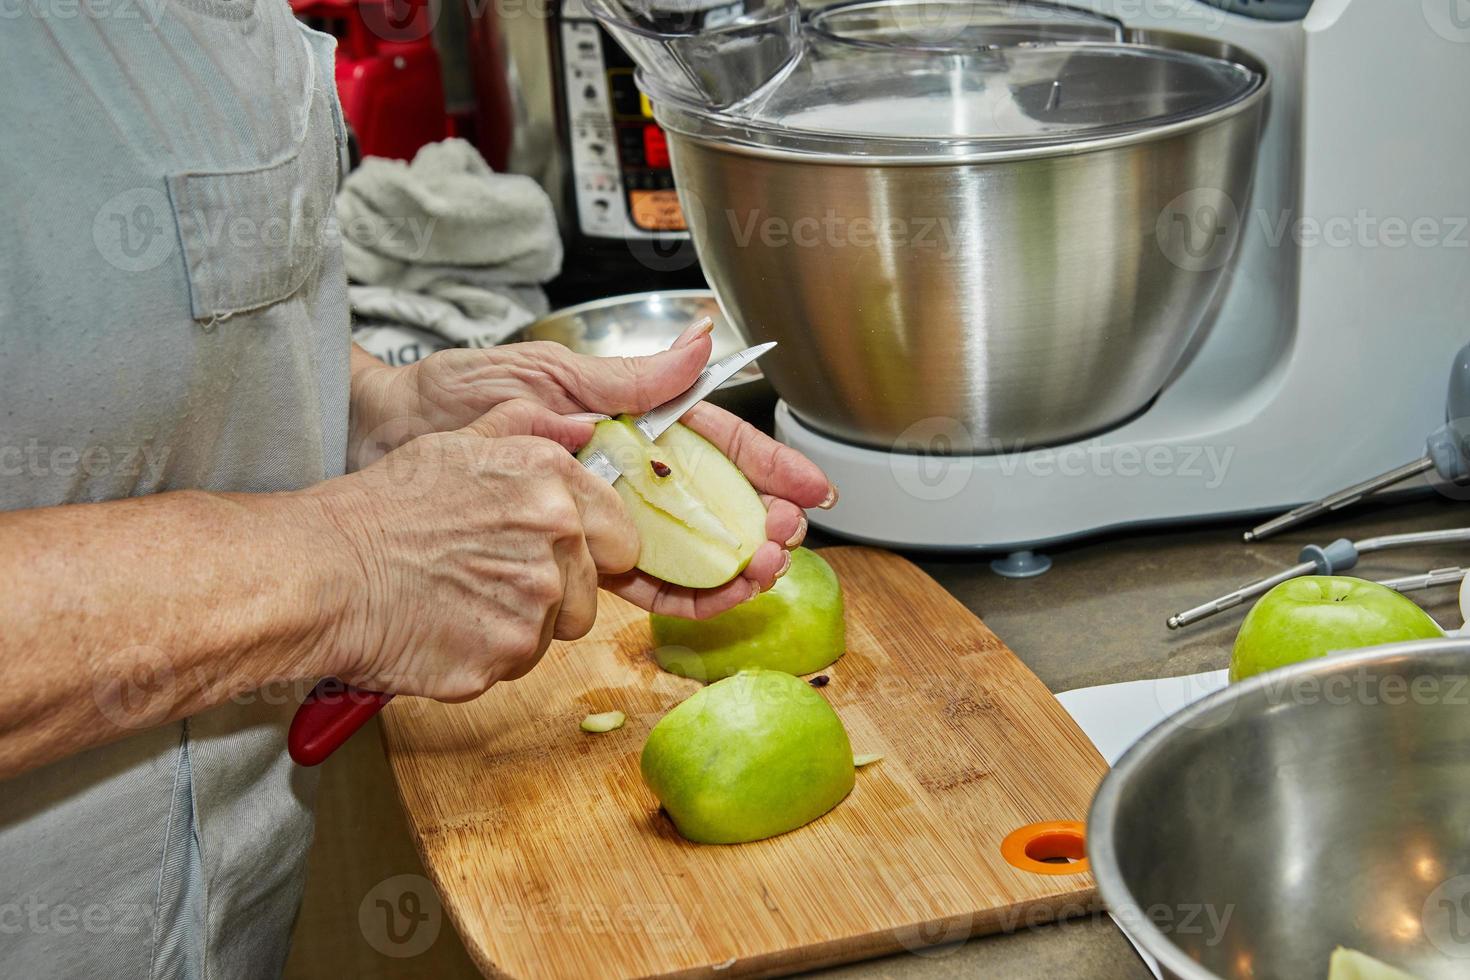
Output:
0,3,352,976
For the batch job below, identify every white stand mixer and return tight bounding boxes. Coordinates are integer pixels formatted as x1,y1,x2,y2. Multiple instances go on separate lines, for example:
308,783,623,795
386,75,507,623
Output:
778,0,1470,567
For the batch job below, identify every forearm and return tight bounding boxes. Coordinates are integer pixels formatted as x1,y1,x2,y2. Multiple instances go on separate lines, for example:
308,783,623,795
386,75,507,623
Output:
0,488,356,777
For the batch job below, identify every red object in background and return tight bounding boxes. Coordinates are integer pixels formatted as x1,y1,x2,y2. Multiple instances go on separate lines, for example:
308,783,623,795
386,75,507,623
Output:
461,0,515,174
291,0,448,162
641,123,670,170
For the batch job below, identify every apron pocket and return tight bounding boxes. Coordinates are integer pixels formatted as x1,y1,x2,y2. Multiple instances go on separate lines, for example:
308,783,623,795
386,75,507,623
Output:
165,85,340,323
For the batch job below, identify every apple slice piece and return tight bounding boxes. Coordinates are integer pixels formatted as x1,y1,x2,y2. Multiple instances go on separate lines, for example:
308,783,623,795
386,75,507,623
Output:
1327,948,1423,980
577,417,766,589
580,711,626,733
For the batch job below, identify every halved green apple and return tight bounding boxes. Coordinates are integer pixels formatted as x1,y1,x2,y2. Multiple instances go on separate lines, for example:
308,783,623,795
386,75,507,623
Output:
577,416,766,589
650,547,845,682
641,668,855,844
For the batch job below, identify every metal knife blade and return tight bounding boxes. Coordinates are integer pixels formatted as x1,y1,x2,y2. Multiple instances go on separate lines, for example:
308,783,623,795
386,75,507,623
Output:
579,340,777,485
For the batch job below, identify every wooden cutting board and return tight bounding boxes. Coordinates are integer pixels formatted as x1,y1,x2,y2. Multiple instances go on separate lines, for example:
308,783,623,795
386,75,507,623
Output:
380,546,1109,978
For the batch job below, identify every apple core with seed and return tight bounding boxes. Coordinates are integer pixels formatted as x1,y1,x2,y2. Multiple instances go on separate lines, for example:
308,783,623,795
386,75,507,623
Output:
576,416,767,589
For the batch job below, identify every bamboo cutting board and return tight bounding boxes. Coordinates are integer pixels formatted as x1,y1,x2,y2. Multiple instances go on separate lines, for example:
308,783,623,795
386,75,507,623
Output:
380,547,1109,978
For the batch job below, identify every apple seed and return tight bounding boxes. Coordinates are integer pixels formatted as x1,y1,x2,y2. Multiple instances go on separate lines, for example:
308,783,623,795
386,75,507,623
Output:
650,459,672,478
808,675,830,687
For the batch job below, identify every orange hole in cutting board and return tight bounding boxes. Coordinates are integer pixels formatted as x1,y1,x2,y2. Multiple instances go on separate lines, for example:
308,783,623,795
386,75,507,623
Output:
1001,820,1089,876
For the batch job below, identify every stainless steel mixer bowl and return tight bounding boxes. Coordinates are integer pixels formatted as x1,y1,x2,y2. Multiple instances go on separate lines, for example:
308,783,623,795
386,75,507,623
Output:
656,39,1268,452
1089,638,1470,980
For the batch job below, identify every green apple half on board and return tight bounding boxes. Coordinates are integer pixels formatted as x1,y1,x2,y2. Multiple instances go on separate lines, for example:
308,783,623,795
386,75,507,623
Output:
650,547,845,682
576,416,766,589
1230,575,1444,682
641,668,855,844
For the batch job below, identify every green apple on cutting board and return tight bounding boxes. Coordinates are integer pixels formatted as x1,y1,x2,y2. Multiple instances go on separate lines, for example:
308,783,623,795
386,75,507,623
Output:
641,669,855,844
1230,576,1444,682
576,416,767,589
650,547,845,682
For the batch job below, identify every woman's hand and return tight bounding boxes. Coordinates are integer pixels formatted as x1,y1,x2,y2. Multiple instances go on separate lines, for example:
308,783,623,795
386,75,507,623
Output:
317,401,642,700
348,324,835,618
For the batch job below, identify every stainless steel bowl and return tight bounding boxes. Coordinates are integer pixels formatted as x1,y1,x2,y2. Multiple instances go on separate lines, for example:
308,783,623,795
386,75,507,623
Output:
1089,638,1470,980
512,290,775,417
655,37,1268,452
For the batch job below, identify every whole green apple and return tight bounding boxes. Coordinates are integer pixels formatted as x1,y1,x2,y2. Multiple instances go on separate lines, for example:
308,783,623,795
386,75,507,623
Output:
650,547,845,682
1230,576,1444,682
575,417,767,589
640,669,855,844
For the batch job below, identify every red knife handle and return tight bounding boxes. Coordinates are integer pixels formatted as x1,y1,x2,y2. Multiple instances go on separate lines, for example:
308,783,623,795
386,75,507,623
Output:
289,679,395,766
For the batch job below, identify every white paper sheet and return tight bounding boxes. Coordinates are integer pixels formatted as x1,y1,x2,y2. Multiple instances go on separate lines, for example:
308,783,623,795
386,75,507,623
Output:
1054,669,1230,979
1055,669,1229,767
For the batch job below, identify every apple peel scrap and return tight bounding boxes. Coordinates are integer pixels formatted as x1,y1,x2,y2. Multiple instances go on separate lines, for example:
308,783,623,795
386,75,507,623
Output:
580,711,626,733
853,753,883,767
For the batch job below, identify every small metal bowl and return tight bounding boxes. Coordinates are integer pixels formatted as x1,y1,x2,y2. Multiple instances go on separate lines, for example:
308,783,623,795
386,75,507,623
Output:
512,290,775,420
1089,637,1470,980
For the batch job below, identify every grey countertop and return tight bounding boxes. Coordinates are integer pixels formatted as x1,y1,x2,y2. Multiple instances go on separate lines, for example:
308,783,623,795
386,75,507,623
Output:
805,493,1469,980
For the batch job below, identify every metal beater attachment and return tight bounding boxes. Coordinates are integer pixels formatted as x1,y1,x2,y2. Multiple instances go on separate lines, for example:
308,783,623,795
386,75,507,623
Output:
1167,527,1470,630
1245,342,1470,542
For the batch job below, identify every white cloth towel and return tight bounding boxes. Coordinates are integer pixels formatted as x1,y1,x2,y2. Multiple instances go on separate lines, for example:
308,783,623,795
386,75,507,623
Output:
337,138,562,352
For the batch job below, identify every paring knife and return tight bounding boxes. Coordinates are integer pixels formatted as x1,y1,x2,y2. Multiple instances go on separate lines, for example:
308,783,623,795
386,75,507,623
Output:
287,338,777,766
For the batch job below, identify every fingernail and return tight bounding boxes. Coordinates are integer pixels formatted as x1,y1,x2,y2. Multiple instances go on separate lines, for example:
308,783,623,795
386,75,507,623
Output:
818,484,839,509
746,579,762,601
565,412,611,423
773,551,793,580
673,317,715,349
784,515,807,549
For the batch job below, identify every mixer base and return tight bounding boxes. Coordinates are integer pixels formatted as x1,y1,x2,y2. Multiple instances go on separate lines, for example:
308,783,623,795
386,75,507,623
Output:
772,400,1441,553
